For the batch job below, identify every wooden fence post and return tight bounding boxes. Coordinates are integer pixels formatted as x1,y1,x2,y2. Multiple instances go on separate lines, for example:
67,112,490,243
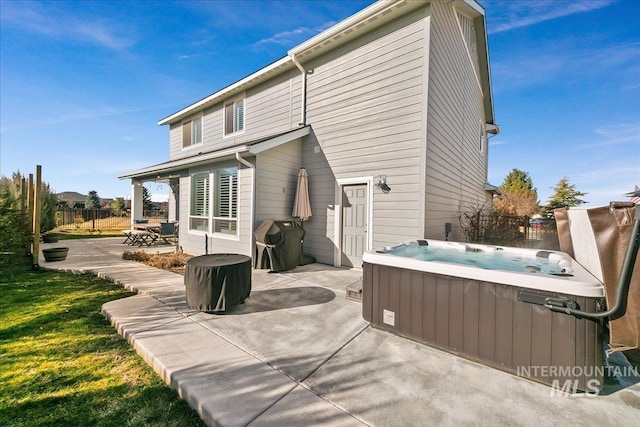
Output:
27,174,34,236
20,177,27,234
32,165,42,268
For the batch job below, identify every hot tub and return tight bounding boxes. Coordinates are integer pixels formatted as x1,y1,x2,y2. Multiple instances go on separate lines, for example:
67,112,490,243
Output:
362,240,606,391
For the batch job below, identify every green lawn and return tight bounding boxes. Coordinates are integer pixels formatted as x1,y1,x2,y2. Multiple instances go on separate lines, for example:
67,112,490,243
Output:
0,254,205,427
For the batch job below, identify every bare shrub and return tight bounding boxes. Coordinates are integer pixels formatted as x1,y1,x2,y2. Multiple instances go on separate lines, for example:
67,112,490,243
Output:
457,200,525,246
122,250,192,274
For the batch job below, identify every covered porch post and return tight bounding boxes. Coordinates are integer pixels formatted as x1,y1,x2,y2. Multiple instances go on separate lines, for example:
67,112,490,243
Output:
131,180,144,225
168,177,180,223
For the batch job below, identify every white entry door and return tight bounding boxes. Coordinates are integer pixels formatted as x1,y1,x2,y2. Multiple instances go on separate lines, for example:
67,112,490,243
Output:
342,184,368,267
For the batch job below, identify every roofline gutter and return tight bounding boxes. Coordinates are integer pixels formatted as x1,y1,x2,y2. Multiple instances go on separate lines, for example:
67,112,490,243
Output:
117,146,250,180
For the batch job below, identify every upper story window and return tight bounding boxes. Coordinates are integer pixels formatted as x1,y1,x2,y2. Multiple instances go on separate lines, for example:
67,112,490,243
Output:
224,98,244,135
182,116,202,148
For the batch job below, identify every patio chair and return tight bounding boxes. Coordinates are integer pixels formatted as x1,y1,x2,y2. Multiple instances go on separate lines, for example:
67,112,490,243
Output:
122,229,134,244
156,222,177,245
127,229,155,247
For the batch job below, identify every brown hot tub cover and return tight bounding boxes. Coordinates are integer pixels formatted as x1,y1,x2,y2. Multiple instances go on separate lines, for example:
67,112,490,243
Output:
556,204,640,352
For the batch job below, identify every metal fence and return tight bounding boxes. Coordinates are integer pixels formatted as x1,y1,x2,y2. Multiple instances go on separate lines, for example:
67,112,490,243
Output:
54,208,167,231
466,214,559,250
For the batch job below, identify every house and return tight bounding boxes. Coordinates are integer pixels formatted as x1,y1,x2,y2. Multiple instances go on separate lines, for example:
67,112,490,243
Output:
119,0,499,267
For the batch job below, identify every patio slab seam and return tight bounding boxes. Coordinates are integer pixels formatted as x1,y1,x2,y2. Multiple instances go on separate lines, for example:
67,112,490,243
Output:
66,259,362,425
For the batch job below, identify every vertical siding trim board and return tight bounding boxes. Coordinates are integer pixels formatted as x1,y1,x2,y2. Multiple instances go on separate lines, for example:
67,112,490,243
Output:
236,153,255,257
362,263,604,391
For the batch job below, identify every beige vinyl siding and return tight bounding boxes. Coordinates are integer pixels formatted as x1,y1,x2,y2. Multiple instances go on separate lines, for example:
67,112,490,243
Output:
254,139,302,225
177,160,253,256
300,133,336,265
302,6,429,261
168,70,301,161
202,104,223,147
425,1,487,241
169,123,182,159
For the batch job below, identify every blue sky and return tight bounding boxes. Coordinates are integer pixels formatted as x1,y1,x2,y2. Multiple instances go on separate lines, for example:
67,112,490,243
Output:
1,0,638,205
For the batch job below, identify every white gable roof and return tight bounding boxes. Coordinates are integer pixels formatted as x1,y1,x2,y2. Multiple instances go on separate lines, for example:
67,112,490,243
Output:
158,0,493,126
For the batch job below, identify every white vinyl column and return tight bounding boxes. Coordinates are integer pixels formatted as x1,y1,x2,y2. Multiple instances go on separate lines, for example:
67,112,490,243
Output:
131,181,144,225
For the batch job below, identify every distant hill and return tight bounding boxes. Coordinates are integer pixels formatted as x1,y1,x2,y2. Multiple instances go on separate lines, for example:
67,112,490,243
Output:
55,192,166,211
55,191,114,207
55,191,86,203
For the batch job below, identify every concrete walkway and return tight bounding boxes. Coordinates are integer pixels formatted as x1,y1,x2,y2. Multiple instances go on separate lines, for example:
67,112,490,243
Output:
40,238,640,426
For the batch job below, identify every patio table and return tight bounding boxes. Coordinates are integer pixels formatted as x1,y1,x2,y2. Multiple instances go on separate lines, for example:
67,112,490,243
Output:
133,223,161,232
184,254,251,312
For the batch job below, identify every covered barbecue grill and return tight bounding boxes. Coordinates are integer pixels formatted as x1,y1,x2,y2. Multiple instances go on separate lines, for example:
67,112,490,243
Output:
254,220,305,272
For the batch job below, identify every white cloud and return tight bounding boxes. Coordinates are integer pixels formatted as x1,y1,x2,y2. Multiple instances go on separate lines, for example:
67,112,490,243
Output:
151,193,169,203
489,138,508,147
491,42,640,93
0,2,133,50
487,0,615,34
583,123,640,148
253,21,336,47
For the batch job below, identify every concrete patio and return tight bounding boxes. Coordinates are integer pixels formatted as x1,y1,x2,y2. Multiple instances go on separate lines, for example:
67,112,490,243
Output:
40,238,640,426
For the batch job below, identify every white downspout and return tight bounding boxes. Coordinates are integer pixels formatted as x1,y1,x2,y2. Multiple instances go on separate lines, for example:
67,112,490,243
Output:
290,54,307,126
236,152,256,258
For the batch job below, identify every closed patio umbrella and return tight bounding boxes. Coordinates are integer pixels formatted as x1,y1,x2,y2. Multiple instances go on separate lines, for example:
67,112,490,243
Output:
292,167,315,265
292,168,312,221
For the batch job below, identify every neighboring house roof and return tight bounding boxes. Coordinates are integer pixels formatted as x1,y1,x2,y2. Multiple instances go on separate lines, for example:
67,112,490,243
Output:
158,0,494,126
117,126,310,181
484,183,502,196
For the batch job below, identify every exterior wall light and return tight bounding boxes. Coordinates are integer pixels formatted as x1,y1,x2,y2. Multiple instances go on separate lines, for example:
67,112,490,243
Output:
376,175,391,194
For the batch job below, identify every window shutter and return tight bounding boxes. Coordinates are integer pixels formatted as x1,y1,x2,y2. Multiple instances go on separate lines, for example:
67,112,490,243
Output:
193,117,202,144
192,174,209,216
234,100,244,132
215,168,237,218
182,121,192,147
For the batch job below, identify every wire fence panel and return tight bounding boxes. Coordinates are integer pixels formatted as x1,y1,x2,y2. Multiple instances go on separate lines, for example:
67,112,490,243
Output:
465,214,559,250
54,208,167,231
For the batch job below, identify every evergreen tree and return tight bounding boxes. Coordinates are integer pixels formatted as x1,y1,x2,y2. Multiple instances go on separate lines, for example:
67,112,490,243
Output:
0,171,57,244
494,168,540,217
142,187,153,213
39,182,57,232
85,190,101,209
544,177,587,218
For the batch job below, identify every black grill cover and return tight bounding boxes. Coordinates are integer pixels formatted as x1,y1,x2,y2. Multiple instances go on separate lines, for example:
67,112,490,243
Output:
254,220,305,272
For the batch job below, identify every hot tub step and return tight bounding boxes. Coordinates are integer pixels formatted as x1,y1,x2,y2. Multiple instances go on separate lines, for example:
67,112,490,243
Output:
346,279,363,302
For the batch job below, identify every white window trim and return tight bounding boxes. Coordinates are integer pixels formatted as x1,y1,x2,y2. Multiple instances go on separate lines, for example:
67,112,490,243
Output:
188,172,211,235
187,168,240,240
480,120,486,152
333,177,374,267
223,94,246,138
181,112,204,151
212,167,239,239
